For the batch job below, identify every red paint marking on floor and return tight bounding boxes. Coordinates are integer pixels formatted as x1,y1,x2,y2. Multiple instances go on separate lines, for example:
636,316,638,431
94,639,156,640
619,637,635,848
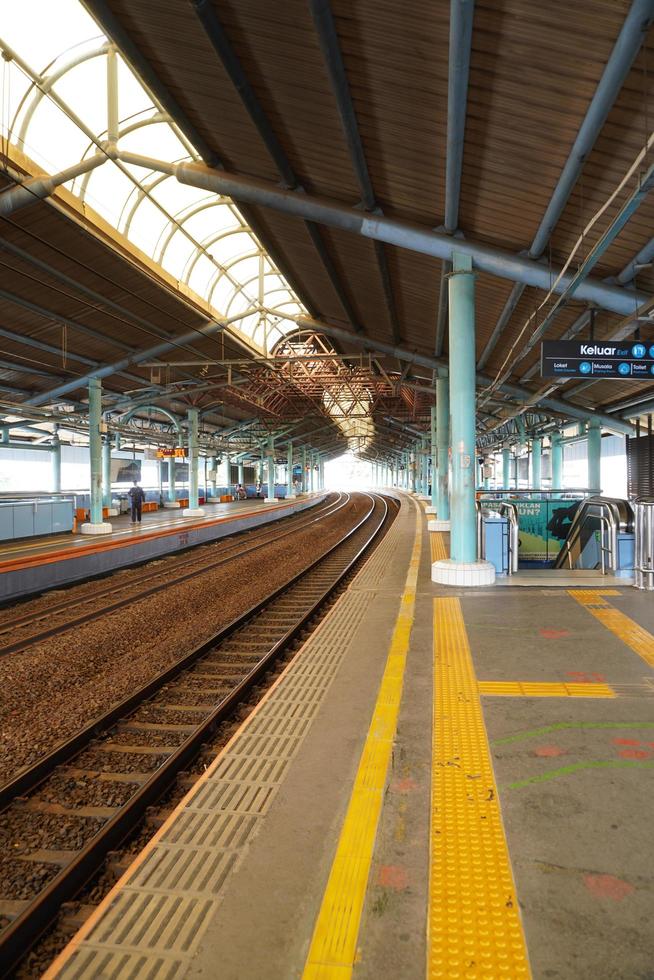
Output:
392,777,417,793
378,865,409,891
613,738,641,746
584,874,635,902
533,745,567,758
539,628,570,639
565,671,606,683
617,748,652,760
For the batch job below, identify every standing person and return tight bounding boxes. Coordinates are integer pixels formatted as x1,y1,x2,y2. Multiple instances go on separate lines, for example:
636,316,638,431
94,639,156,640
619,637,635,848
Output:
128,480,145,523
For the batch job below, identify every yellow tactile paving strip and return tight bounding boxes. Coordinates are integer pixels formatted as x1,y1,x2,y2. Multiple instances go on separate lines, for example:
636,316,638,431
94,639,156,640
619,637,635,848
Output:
302,501,422,980
429,597,531,979
478,680,615,698
569,589,654,668
430,531,449,562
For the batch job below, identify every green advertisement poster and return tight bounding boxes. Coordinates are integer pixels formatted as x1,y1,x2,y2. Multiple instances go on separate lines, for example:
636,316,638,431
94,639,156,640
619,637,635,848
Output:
514,498,582,562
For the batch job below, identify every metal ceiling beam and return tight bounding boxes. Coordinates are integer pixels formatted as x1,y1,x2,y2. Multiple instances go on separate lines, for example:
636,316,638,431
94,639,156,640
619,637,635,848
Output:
289,313,635,434
190,0,364,335
120,150,648,317
308,0,402,345
477,0,653,369
617,235,654,284
445,0,475,234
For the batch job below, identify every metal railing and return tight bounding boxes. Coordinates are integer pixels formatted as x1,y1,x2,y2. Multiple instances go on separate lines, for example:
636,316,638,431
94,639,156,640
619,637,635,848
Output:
477,500,519,575
633,497,654,590
554,496,633,573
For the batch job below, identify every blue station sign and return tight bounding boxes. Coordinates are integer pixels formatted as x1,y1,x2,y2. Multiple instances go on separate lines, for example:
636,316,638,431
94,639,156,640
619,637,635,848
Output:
540,340,654,380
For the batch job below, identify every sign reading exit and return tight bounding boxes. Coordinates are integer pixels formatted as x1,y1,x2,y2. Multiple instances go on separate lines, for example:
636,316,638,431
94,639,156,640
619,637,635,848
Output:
540,341,654,380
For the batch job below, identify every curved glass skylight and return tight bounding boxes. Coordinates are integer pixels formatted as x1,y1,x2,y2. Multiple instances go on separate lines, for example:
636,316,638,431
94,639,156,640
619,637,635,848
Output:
0,0,303,356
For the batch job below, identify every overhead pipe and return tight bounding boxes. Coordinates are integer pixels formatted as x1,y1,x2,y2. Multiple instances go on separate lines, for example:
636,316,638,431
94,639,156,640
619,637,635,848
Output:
477,0,654,368
0,153,106,217
116,149,648,318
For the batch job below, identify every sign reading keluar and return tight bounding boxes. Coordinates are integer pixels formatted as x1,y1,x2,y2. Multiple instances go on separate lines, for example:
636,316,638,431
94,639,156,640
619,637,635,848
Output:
541,341,654,380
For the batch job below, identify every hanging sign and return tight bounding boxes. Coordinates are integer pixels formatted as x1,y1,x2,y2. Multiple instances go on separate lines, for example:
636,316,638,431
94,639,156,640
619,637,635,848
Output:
541,341,654,380
156,447,186,459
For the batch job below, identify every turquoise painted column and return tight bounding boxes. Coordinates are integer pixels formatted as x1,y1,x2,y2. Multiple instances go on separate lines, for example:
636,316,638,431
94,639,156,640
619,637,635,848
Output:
287,442,294,497
185,407,203,514
430,404,438,510
436,375,450,521
502,446,511,489
267,436,275,500
51,426,61,493
310,452,315,492
102,436,111,508
448,252,477,563
259,445,265,484
82,378,111,533
531,437,542,489
551,432,563,493
587,420,602,492
237,461,244,490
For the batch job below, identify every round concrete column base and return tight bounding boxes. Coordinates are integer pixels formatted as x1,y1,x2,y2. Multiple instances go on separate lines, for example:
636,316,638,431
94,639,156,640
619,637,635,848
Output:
428,519,450,532
79,521,112,536
183,507,205,517
431,559,495,587
105,507,119,517
418,494,430,501
264,497,277,503
284,494,296,500
164,501,180,509
425,505,437,515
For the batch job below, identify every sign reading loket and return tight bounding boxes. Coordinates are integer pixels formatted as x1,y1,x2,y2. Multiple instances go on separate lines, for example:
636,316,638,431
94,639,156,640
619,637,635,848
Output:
540,341,654,380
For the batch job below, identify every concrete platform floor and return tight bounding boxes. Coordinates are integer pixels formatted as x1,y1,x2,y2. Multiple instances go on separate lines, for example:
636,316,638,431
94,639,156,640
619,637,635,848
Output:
46,493,654,980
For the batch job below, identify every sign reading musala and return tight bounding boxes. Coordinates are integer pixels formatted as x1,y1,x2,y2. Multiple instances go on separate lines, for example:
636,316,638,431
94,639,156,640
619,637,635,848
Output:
541,340,654,380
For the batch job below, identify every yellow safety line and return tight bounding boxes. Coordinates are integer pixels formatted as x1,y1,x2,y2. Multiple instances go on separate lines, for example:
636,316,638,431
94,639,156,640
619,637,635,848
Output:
429,598,531,979
478,680,615,698
569,590,654,668
430,530,449,562
302,502,422,980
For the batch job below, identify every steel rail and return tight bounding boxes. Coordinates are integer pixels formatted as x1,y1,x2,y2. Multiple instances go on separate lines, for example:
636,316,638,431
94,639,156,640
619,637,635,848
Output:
0,494,347,655
0,492,392,975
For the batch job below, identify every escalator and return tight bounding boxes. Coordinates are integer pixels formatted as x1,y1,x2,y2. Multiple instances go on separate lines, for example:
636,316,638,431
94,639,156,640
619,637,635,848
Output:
478,495,635,581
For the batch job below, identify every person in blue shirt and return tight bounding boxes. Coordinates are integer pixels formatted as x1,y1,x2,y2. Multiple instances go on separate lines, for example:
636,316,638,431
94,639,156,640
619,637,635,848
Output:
128,481,145,523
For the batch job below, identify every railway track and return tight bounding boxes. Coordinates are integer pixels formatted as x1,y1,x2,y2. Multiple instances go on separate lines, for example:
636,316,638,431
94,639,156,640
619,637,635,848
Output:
0,492,394,976
0,492,349,657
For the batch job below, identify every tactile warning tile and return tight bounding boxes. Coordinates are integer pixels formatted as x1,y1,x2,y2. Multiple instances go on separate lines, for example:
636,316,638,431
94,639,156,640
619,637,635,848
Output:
569,589,654,668
430,531,449,562
430,598,531,979
478,680,616,698
50,584,375,977
352,495,411,589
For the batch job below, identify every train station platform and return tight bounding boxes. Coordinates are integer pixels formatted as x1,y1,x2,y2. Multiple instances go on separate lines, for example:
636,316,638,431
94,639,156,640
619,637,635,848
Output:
0,494,325,603
45,491,654,980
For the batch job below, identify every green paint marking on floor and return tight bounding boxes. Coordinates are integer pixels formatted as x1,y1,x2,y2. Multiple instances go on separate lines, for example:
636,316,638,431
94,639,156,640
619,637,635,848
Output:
508,758,654,789
492,721,654,746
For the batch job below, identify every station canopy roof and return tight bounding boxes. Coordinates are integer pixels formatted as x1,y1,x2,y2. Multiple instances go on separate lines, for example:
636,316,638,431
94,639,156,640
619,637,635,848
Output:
1,0,654,460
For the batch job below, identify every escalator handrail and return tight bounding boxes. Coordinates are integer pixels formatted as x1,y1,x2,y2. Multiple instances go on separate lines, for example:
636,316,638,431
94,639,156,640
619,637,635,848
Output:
554,496,634,571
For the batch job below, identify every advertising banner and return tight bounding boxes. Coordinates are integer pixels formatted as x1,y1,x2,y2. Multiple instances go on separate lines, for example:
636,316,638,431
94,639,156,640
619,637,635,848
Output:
110,458,142,484
514,497,582,562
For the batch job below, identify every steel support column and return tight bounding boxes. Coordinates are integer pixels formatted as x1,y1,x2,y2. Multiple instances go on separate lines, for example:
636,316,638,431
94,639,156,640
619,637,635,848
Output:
81,378,111,535
531,437,542,490
51,427,61,493
502,446,511,489
588,420,602,492
433,253,494,584
436,376,450,521
551,432,563,493
430,404,438,511
184,407,204,516
287,442,295,498
102,436,112,509
266,436,276,501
